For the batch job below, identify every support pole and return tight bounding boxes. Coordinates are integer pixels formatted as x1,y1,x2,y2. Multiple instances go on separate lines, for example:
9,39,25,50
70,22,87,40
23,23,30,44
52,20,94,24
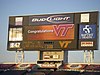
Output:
15,50,24,64
84,50,94,64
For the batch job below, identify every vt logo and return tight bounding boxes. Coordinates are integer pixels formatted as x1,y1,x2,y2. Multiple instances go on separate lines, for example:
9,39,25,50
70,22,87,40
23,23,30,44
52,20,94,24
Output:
53,24,74,36
59,41,72,48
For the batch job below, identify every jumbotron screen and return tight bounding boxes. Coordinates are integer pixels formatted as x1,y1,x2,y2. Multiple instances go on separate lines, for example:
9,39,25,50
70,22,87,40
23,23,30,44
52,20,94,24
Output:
24,24,74,40
7,11,99,51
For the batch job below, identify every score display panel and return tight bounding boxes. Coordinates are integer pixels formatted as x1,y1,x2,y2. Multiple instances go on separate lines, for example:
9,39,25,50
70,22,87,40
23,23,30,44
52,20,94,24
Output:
7,11,99,51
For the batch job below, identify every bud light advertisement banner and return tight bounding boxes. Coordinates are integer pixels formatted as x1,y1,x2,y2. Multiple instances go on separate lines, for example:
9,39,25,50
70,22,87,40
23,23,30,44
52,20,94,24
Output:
79,24,96,39
29,14,74,25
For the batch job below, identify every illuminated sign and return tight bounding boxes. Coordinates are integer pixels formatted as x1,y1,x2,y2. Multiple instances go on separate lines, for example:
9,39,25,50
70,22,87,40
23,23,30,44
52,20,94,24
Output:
81,41,93,47
65,64,100,70
41,64,56,68
15,17,23,25
16,64,31,69
67,64,83,69
29,14,73,25
44,55,50,59
24,24,74,40
43,51,63,60
8,11,99,51
79,24,96,39
10,42,21,48
81,13,89,22
9,28,23,41
22,40,76,50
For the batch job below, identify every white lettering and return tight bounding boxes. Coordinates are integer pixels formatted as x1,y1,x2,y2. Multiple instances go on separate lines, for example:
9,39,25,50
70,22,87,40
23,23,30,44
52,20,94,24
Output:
81,34,93,39
28,30,53,34
31,15,70,23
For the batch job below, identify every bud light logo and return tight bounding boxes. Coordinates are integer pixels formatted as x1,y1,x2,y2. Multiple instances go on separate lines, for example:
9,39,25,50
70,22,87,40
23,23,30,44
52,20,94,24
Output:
79,24,96,39
29,14,73,25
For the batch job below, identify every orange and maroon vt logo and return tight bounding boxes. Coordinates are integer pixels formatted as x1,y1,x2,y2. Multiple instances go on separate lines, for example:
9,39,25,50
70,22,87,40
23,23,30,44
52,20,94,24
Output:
53,24,74,36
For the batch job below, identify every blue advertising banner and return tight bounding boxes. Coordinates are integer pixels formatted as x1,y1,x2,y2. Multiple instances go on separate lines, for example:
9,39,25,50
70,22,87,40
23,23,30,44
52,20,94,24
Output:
79,24,96,39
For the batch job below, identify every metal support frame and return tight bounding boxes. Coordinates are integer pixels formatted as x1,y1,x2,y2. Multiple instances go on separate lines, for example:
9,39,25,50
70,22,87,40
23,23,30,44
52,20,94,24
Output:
15,50,24,64
84,50,94,63
64,50,68,63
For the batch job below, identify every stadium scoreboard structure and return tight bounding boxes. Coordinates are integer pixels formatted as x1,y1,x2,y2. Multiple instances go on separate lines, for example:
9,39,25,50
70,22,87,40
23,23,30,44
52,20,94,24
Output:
7,11,99,51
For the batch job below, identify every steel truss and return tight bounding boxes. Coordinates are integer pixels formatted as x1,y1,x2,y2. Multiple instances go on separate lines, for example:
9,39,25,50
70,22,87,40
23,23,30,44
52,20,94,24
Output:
15,50,24,64
84,50,94,63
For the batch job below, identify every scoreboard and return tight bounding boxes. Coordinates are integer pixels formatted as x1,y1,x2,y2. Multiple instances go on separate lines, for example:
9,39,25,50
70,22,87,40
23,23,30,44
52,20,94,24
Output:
7,11,99,51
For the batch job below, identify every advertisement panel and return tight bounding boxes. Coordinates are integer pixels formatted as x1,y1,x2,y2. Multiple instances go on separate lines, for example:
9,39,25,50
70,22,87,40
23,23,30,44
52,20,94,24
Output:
29,14,74,25
24,24,74,41
22,40,77,50
43,51,63,60
81,41,93,47
79,24,96,39
9,28,23,41
79,24,97,50
15,17,23,25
